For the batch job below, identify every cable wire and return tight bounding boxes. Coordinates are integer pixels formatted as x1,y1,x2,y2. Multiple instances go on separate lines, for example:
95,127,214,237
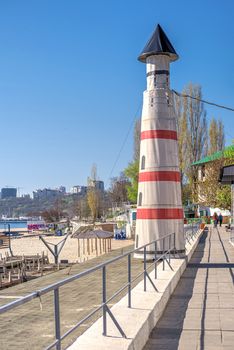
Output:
108,102,141,181
172,89,234,112
172,89,234,140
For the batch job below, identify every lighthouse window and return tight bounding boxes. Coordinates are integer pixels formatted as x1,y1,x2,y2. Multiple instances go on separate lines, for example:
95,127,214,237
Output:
138,192,142,206
154,77,157,86
150,98,154,107
141,155,145,170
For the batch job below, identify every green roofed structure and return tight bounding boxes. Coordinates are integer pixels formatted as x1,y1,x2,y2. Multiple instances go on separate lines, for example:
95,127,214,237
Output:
192,144,234,166
191,144,234,204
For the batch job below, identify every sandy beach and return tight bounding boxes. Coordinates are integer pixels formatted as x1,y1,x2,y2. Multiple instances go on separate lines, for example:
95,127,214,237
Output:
0,235,133,263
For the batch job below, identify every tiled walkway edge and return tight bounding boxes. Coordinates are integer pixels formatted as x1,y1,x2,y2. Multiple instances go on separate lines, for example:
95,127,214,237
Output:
68,229,204,350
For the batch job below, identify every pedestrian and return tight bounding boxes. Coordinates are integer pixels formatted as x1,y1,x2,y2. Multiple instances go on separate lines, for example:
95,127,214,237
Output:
213,212,218,228
218,213,223,227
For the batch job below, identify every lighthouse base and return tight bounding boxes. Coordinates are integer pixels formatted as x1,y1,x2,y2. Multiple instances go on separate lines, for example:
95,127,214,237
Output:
135,218,185,253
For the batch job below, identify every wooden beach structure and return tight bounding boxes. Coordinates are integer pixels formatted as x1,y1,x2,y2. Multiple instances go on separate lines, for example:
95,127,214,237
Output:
72,229,113,260
0,233,51,289
0,253,49,289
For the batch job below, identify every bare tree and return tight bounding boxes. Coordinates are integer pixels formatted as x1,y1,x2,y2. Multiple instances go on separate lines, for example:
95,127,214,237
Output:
109,173,130,206
217,119,225,151
87,163,98,187
72,196,90,220
41,199,66,222
208,117,225,155
182,84,208,201
174,93,188,184
91,163,97,181
87,188,101,222
174,84,208,201
185,84,208,162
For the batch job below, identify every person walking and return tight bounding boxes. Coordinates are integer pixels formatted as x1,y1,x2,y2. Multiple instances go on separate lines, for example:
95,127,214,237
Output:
218,213,223,227
213,212,218,228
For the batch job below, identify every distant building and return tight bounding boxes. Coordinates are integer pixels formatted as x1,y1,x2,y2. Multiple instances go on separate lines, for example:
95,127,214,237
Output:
22,194,31,199
33,188,64,200
1,188,17,199
88,179,104,192
71,185,87,196
58,186,66,193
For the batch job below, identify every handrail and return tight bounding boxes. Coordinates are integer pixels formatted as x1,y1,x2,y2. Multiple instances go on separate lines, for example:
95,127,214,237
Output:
0,228,200,350
184,220,202,244
0,232,174,314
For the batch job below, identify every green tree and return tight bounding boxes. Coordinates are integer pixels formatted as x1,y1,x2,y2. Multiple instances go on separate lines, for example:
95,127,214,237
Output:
216,185,231,210
124,160,139,204
198,160,223,207
224,145,234,164
181,183,192,206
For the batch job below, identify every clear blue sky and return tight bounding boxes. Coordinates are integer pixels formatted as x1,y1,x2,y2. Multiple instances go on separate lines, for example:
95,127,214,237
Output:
0,0,233,195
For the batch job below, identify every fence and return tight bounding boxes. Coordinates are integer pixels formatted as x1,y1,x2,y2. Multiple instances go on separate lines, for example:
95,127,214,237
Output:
230,184,234,244
230,221,234,244
184,220,202,244
0,226,201,350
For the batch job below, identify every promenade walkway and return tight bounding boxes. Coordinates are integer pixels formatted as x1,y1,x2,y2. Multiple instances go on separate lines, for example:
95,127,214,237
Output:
0,241,136,350
144,226,234,350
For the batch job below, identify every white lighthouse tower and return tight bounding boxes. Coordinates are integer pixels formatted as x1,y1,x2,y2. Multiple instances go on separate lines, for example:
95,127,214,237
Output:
135,24,185,258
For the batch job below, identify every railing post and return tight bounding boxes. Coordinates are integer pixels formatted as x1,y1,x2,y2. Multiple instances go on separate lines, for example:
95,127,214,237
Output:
54,245,58,265
163,238,165,270
169,235,171,264
102,266,107,336
128,254,131,308
143,247,146,291
173,232,176,257
54,288,61,350
154,241,157,279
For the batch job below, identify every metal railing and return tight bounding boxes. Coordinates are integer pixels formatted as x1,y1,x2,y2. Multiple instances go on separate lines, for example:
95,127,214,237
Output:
0,232,179,350
0,223,203,349
186,218,201,224
230,218,234,244
184,220,202,244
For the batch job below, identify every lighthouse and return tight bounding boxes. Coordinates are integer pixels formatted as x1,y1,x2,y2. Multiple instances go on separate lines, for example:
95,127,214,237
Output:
135,24,185,259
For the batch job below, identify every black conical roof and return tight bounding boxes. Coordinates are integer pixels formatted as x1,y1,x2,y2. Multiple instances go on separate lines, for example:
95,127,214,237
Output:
138,24,178,63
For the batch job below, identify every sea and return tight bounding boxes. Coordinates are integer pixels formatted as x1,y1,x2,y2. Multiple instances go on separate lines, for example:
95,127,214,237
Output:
0,220,27,230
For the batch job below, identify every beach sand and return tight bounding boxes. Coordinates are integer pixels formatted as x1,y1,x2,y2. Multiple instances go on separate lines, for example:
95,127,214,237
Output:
0,235,133,263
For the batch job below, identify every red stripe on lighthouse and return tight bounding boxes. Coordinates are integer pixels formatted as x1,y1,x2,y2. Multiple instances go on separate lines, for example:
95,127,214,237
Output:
139,171,180,182
137,208,183,220
141,130,177,140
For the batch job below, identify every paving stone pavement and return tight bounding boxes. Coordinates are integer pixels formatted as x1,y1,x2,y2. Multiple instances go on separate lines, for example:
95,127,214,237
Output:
0,241,149,350
144,226,234,350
